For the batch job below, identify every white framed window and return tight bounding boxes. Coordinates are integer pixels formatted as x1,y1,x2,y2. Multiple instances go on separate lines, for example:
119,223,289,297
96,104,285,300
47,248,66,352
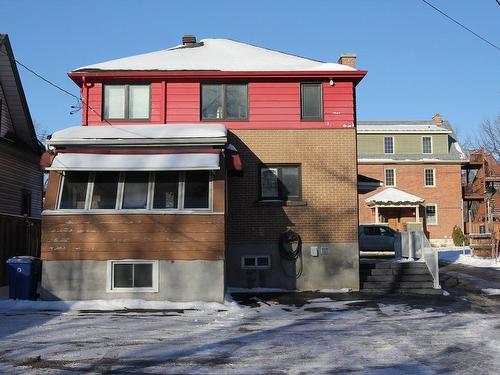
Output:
106,260,159,292
57,170,213,212
384,168,396,187
241,255,271,270
384,136,394,154
422,136,432,154
425,204,438,225
103,84,150,121
424,168,436,187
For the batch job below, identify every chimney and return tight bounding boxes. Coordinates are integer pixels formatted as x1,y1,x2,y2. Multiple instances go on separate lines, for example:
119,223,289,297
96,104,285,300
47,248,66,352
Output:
337,53,356,68
182,35,196,45
432,113,443,124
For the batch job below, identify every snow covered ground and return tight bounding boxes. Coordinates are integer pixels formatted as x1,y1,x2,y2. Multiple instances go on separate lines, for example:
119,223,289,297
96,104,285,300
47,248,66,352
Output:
439,248,500,269
0,293,499,374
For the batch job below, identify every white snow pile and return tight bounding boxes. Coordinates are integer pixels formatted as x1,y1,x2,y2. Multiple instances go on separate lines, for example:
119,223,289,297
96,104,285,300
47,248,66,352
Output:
439,249,500,269
0,298,241,313
482,288,500,296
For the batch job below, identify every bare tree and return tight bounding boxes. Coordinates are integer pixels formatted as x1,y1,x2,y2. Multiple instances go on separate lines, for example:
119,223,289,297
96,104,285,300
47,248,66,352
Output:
33,120,48,145
462,116,500,159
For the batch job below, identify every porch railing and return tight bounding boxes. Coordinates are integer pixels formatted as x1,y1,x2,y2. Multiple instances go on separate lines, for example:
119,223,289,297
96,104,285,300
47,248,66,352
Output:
398,231,440,289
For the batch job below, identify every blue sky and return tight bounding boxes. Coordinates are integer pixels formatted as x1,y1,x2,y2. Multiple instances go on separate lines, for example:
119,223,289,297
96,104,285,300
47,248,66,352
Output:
2,0,499,139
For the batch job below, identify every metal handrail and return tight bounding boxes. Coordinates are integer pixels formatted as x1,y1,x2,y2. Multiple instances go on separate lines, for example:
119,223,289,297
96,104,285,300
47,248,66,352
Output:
419,232,440,289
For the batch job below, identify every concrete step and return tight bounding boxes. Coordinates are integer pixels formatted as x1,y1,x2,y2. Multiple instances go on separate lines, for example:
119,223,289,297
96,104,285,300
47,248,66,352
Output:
366,274,433,282
374,262,428,270
362,281,435,289
370,268,430,276
361,288,442,295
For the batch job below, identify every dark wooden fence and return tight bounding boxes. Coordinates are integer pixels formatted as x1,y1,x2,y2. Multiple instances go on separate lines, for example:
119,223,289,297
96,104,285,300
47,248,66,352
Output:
0,214,41,286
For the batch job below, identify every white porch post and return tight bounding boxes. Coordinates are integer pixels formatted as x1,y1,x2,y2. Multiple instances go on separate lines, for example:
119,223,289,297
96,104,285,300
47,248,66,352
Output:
375,206,379,223
415,205,420,223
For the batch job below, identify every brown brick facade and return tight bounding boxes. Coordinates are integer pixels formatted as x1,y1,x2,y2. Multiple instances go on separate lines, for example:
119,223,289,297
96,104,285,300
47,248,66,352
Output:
227,129,358,245
358,163,463,242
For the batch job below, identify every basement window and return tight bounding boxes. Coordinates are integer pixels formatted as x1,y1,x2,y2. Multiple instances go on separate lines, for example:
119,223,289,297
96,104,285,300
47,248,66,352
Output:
107,260,158,292
241,255,271,270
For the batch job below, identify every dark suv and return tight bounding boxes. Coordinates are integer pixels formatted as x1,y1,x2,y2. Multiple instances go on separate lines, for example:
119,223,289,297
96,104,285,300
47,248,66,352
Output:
359,224,399,251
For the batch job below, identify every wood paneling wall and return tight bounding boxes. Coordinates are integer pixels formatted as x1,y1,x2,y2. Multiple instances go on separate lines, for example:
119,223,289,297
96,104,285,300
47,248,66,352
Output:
41,214,224,261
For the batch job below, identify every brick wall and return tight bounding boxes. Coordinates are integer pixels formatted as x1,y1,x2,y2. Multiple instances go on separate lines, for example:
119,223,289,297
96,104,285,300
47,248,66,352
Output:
358,163,463,240
227,129,358,244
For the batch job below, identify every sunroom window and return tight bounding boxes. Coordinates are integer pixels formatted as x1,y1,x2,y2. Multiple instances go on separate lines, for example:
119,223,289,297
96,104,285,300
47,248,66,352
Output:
57,171,212,211
103,84,150,120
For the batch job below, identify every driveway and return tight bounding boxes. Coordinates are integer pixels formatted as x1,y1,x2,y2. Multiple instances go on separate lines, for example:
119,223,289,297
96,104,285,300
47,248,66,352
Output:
1,291,500,374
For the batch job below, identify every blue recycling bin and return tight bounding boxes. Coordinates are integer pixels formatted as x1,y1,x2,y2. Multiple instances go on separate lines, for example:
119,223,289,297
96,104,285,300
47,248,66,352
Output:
6,256,41,300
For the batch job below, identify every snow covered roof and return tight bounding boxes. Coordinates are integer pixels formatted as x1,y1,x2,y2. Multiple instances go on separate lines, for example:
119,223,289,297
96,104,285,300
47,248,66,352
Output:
357,121,451,134
47,124,227,147
365,188,424,206
47,153,220,171
74,39,357,72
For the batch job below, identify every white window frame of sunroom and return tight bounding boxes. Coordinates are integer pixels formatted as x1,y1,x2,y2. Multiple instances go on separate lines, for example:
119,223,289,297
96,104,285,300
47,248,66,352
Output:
384,136,394,154
55,170,214,214
425,204,438,226
422,136,433,154
106,260,159,293
384,168,396,187
423,168,436,187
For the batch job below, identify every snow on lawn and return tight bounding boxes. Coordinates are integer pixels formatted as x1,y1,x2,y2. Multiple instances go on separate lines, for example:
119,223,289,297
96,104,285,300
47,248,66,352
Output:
1,294,500,374
439,248,500,269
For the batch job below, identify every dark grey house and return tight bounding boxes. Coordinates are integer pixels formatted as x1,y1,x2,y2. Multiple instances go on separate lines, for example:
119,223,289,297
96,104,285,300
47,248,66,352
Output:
0,34,44,285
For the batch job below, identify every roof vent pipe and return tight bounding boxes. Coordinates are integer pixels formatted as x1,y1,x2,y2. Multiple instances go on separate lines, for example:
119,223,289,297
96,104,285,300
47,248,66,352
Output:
182,35,196,45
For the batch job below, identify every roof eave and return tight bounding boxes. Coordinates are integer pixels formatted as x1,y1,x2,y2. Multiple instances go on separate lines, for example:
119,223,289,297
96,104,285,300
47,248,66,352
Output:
68,70,367,85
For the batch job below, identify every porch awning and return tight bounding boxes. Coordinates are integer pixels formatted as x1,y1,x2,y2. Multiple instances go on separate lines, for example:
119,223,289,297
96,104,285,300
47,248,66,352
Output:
46,152,220,171
365,187,424,206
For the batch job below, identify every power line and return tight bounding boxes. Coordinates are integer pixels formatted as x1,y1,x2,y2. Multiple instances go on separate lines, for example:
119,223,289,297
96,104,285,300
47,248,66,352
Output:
420,0,500,52
0,47,112,125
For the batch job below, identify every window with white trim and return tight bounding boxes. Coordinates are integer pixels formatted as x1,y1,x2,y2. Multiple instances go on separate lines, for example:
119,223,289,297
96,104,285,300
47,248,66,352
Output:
425,204,437,225
422,136,432,154
103,84,150,121
424,168,435,187
58,170,212,211
241,255,271,269
108,260,158,292
384,169,396,187
384,136,394,154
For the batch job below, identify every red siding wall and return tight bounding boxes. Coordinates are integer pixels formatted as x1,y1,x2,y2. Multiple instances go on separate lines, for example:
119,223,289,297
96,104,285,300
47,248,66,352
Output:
83,80,355,129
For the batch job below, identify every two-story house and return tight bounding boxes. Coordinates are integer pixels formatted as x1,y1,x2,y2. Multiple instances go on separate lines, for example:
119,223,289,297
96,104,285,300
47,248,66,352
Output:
357,114,466,246
40,36,366,301
0,35,44,285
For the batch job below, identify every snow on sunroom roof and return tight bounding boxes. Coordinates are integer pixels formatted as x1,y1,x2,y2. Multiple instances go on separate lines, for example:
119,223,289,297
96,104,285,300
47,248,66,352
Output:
74,39,357,72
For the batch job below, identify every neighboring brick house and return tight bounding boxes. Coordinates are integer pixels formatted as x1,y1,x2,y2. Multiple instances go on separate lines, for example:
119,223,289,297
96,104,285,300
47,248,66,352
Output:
357,114,466,246
41,36,366,301
0,35,44,285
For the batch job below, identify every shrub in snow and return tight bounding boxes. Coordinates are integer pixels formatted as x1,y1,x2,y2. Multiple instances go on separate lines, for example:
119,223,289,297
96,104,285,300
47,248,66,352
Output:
452,225,466,246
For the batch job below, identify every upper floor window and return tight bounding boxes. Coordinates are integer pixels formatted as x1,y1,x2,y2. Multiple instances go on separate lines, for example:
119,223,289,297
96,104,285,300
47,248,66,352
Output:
58,170,211,211
422,136,432,154
201,84,248,120
384,136,394,154
384,169,396,187
103,84,150,121
260,164,301,201
424,168,435,187
300,83,323,121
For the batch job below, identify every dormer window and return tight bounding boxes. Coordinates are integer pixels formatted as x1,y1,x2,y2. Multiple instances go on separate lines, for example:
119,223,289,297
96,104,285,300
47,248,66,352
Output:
201,84,248,120
103,84,150,121
384,136,394,154
422,136,432,154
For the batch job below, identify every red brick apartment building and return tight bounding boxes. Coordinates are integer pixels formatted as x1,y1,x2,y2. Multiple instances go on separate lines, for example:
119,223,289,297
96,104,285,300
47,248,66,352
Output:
41,36,366,301
357,114,467,246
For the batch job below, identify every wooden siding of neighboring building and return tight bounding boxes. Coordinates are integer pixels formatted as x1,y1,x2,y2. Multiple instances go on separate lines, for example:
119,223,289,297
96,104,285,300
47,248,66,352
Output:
357,133,450,155
83,80,355,129
0,142,43,218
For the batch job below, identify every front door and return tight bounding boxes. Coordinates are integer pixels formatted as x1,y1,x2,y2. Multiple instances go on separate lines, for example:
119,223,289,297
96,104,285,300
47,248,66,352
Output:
384,208,402,232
